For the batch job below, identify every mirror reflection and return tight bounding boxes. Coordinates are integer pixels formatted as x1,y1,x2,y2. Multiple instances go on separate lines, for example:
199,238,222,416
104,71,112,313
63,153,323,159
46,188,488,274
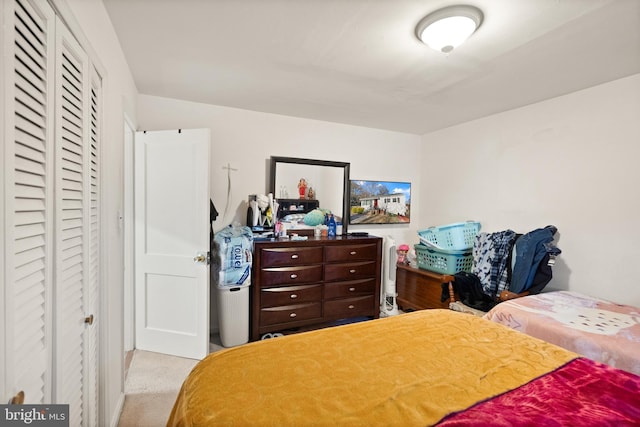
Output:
270,156,350,234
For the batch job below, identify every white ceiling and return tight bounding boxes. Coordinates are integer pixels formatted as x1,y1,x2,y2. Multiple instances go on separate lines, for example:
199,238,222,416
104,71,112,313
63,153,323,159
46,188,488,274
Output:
103,0,640,135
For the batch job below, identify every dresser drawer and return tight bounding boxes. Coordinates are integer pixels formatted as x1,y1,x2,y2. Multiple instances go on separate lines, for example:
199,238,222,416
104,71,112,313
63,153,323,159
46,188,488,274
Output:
261,246,323,267
260,265,323,286
260,302,322,326
324,261,377,282
324,278,376,300
261,284,322,307
324,244,378,262
324,295,375,319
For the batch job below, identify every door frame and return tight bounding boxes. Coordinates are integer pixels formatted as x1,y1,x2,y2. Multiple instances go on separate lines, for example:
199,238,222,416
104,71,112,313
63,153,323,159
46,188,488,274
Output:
123,115,135,353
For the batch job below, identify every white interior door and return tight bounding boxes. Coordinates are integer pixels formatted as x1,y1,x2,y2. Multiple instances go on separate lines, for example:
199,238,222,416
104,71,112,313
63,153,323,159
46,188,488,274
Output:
134,129,210,360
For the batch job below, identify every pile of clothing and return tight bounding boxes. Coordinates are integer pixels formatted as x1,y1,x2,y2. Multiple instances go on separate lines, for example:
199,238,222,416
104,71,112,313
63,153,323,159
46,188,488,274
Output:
443,225,561,312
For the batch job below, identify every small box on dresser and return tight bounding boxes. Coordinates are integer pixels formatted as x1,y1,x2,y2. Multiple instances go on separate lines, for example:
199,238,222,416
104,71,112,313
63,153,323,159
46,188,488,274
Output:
251,235,382,341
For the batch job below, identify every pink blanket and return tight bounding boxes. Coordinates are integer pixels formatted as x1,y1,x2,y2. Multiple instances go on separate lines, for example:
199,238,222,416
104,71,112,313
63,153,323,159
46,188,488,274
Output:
484,291,640,374
438,357,640,426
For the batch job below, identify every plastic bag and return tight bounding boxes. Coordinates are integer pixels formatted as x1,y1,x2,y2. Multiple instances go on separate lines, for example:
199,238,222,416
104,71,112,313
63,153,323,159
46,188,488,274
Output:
214,224,253,288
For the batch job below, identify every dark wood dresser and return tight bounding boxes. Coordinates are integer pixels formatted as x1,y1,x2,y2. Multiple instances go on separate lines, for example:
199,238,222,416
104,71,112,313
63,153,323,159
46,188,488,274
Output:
251,235,382,341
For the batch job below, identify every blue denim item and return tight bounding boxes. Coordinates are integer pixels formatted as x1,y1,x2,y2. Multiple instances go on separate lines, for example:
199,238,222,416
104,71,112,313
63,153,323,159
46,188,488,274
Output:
510,225,561,293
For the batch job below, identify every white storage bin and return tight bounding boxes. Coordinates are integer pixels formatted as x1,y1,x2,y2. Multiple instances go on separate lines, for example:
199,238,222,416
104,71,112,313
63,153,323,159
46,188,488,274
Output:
217,285,250,347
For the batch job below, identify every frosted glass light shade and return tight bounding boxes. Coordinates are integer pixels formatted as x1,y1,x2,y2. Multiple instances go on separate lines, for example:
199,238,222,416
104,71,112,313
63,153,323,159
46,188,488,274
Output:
416,5,483,53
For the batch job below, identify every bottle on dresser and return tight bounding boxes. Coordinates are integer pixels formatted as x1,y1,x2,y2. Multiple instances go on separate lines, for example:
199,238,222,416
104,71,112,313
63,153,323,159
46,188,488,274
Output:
328,214,337,237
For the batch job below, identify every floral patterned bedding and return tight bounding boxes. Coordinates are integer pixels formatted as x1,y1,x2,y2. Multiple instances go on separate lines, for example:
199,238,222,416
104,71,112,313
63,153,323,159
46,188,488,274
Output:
484,291,640,375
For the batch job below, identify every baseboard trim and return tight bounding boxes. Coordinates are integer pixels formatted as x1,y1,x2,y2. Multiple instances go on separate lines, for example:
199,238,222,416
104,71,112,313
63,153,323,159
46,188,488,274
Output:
110,392,125,427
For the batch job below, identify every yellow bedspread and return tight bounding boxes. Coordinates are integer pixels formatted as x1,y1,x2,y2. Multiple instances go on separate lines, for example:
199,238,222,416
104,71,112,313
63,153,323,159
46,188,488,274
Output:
167,310,577,427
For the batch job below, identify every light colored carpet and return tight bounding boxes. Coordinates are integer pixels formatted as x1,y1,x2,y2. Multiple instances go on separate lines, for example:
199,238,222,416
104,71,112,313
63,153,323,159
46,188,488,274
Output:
118,337,225,427
117,390,179,427
124,350,200,394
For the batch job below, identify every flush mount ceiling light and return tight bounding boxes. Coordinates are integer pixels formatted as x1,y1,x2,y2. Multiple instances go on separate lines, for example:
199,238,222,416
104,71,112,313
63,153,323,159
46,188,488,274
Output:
415,5,483,53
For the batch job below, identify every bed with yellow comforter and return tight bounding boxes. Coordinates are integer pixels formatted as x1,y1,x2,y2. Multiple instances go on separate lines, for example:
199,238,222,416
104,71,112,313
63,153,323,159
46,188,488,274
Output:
167,310,639,426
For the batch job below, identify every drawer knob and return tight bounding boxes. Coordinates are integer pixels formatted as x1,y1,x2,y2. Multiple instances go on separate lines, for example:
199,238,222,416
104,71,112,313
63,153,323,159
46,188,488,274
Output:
349,269,356,274
290,294,298,299
290,312,297,318
348,305,355,309
349,287,356,292
290,274,298,279
291,254,299,259
350,251,357,255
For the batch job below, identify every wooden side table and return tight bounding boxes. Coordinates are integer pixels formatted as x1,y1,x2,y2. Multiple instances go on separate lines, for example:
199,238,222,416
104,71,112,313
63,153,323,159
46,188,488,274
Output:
395,264,454,310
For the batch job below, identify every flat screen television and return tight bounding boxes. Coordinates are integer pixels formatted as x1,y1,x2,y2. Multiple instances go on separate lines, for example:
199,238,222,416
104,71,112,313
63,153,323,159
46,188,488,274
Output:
349,180,411,225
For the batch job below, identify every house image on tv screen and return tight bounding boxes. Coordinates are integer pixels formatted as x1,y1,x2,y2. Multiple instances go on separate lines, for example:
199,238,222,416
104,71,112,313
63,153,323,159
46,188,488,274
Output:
349,180,411,224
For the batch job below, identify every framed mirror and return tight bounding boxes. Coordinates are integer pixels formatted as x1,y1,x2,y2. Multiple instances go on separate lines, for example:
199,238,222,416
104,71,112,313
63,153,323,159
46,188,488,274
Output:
270,156,350,234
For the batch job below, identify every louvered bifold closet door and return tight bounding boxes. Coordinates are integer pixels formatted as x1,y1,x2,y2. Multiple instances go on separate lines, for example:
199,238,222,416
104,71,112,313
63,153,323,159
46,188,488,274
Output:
54,20,90,427
4,0,56,404
83,65,102,427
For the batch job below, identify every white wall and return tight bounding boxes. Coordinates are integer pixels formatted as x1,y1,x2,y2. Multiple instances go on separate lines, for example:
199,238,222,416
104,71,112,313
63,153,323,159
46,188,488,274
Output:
58,1,138,426
137,96,422,242
421,73,640,307
136,96,423,328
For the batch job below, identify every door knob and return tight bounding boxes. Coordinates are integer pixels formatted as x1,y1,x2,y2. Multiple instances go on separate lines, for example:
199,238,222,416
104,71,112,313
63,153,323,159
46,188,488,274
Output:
10,391,24,404
84,314,94,325
193,252,210,264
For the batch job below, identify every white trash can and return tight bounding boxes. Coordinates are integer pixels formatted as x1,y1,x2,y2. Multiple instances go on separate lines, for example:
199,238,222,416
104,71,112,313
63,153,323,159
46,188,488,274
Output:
214,225,253,348
217,284,250,347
